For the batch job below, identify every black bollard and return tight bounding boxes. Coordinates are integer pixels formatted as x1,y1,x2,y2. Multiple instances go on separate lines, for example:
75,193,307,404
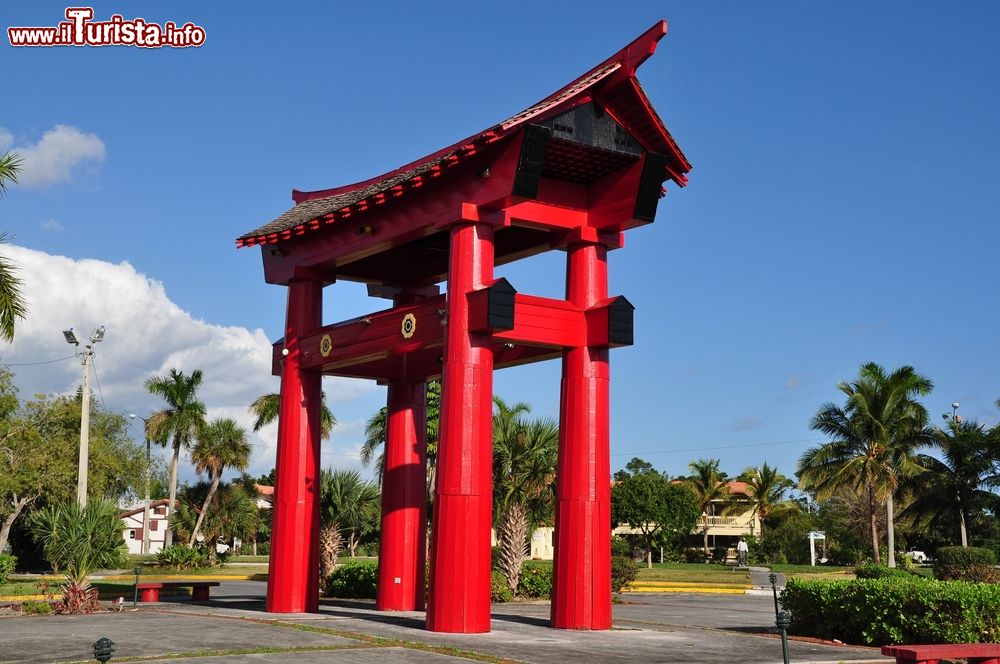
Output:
776,611,791,664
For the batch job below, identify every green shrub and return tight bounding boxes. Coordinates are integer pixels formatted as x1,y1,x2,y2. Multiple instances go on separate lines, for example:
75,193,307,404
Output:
712,546,730,564
517,562,552,598
490,570,512,603
611,555,638,593
934,546,999,582
611,536,631,558
0,553,15,584
684,548,707,563
156,545,208,570
355,542,379,557
781,577,1000,646
325,560,377,599
20,600,52,615
30,501,126,579
854,563,916,579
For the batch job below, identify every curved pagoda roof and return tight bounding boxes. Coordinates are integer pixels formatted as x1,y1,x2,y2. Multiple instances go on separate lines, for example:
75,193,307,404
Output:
237,21,691,249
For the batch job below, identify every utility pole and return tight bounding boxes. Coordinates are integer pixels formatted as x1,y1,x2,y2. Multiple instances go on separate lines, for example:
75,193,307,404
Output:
63,326,105,508
129,413,153,554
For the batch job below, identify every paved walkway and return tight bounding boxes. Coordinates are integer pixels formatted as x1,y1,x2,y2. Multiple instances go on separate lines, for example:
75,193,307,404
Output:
0,581,891,664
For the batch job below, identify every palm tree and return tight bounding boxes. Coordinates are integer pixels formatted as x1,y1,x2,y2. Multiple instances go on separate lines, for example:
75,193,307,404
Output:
901,420,999,547
0,152,26,344
0,151,20,196
318,468,379,582
799,363,933,566
171,481,260,564
738,462,795,541
145,369,207,547
249,392,335,439
30,500,126,613
492,396,558,594
686,459,730,558
188,418,252,546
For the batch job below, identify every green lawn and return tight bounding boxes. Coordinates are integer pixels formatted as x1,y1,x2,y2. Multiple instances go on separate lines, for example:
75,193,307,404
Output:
636,563,750,584
0,582,43,596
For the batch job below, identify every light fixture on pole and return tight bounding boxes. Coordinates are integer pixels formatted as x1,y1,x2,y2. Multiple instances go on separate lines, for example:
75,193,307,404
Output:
63,325,105,507
129,413,152,555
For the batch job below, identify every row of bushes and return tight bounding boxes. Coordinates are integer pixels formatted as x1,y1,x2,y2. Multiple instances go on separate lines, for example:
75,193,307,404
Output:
782,576,1000,645
326,557,639,602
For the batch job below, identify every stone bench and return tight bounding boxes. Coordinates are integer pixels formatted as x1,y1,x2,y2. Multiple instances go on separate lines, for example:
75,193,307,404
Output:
135,581,220,602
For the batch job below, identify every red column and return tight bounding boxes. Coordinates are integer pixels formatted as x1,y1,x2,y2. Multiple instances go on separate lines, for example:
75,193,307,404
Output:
376,379,427,611
551,242,612,630
427,221,495,633
267,278,323,613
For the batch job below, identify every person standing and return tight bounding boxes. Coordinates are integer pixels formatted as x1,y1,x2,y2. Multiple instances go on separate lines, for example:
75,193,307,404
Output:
736,537,749,566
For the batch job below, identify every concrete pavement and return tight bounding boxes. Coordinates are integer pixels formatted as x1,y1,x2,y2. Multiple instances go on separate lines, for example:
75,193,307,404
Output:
0,580,892,664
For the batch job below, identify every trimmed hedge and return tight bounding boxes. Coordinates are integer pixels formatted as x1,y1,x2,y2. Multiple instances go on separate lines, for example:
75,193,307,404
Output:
781,577,1000,645
325,560,377,599
934,546,1000,583
853,562,918,580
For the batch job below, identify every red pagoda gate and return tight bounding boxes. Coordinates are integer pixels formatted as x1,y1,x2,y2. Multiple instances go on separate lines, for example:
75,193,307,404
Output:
237,21,690,633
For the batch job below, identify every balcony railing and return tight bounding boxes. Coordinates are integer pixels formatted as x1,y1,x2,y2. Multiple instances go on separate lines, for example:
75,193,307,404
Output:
696,515,754,529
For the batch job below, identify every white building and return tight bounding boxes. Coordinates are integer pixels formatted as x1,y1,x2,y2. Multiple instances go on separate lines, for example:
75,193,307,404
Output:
120,499,170,554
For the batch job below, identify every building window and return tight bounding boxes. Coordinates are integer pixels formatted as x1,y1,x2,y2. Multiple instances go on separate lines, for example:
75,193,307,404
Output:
150,520,158,531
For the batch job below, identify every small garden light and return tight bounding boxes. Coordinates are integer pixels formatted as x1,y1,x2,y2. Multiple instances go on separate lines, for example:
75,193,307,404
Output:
93,637,115,663
768,572,779,619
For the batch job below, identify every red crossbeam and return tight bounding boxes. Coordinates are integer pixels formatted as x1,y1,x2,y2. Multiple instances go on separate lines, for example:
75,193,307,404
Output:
272,285,633,380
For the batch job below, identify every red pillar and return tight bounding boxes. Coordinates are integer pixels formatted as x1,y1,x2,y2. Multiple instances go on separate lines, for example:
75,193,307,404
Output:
267,278,323,613
427,220,495,633
551,242,612,630
376,379,427,611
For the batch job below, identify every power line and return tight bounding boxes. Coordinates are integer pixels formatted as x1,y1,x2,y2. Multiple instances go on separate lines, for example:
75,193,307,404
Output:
90,355,106,409
0,354,77,367
612,437,825,457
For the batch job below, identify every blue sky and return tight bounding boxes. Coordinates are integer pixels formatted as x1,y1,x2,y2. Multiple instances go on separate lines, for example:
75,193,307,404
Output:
2,2,998,486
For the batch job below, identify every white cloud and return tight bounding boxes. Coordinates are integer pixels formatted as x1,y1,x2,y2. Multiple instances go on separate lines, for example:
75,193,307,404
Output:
40,219,64,232
3,125,106,187
0,245,375,481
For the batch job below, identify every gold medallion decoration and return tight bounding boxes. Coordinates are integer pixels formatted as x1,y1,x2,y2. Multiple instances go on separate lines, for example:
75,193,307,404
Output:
401,313,417,339
319,334,333,357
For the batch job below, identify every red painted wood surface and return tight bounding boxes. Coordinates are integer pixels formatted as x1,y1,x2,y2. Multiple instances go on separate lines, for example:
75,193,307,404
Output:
267,279,323,613
377,379,428,611
882,643,1000,664
136,581,219,603
427,221,495,633
552,242,612,630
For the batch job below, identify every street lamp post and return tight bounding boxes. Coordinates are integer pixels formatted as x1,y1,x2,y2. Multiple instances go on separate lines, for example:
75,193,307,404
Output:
63,326,105,507
129,413,152,555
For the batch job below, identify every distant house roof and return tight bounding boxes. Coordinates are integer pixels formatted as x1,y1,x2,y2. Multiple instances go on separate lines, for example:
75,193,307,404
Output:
236,21,691,249
119,498,170,520
255,484,274,503
723,481,752,498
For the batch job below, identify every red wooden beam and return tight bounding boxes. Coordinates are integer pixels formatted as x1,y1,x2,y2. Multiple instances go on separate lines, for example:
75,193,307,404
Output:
270,287,633,379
